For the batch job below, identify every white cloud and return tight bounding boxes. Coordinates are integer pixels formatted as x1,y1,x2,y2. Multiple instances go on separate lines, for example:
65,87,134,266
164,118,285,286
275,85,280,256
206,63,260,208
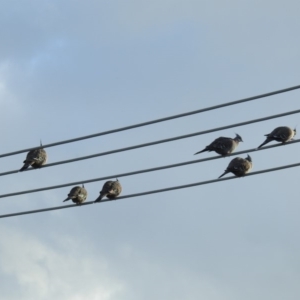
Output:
0,227,124,300
0,226,230,300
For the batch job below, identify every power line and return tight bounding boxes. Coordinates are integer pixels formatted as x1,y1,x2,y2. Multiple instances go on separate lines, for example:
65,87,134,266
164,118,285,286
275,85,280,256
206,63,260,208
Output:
1,85,300,159
3,109,300,176
1,161,300,219
0,139,299,199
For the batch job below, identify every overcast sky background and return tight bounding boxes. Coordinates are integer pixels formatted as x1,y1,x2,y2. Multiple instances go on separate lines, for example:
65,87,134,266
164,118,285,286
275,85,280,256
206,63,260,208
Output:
0,1,299,299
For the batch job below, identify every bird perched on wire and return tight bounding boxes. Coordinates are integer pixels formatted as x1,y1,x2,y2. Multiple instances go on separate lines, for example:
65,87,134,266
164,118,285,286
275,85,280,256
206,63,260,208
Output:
63,184,88,205
257,126,296,148
94,179,122,202
194,134,243,156
19,141,48,171
218,155,252,178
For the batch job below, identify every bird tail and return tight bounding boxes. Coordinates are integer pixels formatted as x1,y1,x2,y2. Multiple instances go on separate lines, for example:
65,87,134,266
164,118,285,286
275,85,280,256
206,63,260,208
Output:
218,171,228,178
194,148,207,155
63,197,71,202
94,194,104,203
19,163,30,172
257,138,270,149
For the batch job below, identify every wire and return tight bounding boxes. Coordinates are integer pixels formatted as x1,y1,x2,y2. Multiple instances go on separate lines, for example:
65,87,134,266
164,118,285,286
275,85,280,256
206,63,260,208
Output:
4,109,300,176
1,161,300,219
1,139,299,199
1,85,300,159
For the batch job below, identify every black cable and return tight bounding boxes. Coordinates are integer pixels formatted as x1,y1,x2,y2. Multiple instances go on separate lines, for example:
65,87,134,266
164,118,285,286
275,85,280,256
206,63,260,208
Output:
0,85,299,158
1,161,300,219
3,109,300,176
0,139,299,199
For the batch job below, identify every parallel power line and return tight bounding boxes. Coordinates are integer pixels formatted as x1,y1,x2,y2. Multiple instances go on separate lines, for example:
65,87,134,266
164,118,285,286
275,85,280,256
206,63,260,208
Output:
1,161,300,219
0,84,299,158
0,139,299,199
2,109,299,177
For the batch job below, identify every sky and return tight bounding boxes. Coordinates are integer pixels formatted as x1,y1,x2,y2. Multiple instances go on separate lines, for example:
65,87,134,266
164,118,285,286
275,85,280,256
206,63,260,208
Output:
0,0,299,299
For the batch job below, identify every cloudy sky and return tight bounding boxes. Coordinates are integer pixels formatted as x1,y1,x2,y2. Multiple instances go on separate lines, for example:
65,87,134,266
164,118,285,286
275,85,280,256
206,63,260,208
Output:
0,0,299,299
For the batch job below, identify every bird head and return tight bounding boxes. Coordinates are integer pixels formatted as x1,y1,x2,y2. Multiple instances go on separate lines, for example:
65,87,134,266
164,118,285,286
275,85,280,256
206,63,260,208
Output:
235,133,243,142
246,154,252,162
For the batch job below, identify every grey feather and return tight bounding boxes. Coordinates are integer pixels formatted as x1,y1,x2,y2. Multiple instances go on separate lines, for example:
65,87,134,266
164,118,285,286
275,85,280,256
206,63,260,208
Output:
195,134,243,156
94,180,122,202
20,147,47,171
257,126,296,148
218,155,252,178
63,184,88,205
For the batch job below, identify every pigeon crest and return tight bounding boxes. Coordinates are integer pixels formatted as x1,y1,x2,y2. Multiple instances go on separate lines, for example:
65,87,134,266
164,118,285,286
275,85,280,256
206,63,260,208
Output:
63,184,88,205
257,126,296,148
194,134,243,156
94,179,122,202
19,141,48,171
218,155,252,178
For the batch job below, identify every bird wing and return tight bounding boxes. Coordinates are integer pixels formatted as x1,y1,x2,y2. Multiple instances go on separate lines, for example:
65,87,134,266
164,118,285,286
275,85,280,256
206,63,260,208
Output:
106,181,122,198
231,158,252,174
68,186,82,198
266,127,289,140
273,127,293,140
209,137,231,149
101,181,114,194
25,149,47,163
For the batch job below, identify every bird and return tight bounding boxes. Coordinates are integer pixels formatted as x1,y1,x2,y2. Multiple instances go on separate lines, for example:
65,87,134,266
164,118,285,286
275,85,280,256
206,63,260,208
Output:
94,179,122,202
63,184,88,205
218,154,252,178
19,141,48,171
194,134,243,156
257,126,296,148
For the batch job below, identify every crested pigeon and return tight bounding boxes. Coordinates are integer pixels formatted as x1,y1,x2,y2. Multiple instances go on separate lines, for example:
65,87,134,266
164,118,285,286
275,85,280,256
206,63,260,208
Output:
195,134,243,156
63,184,88,205
19,141,47,171
257,126,296,148
218,154,252,178
94,179,122,202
